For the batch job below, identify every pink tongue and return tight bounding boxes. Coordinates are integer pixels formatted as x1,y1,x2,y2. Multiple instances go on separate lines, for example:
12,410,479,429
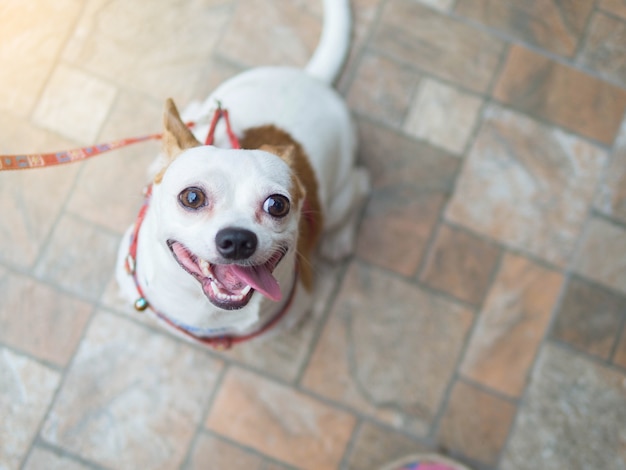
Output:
229,264,282,302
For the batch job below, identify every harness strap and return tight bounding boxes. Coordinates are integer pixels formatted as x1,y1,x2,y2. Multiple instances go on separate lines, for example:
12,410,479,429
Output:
205,106,240,149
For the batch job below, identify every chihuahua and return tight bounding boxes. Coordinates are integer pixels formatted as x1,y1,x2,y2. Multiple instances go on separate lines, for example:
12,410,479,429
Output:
115,0,368,347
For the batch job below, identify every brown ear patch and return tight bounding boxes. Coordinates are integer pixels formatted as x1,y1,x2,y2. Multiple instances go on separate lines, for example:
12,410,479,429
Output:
240,126,323,291
155,98,201,184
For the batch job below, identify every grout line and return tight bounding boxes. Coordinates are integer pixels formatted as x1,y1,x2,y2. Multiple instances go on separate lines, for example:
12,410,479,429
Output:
180,363,230,469
0,343,64,374
591,207,626,232
610,312,626,365
494,258,575,467
338,417,363,470
335,0,390,96
18,305,100,470
428,246,506,439
25,0,88,121
550,337,626,375
294,257,352,385
574,5,598,61
25,438,107,470
596,6,626,23
26,159,88,275
485,41,512,97
0,260,107,306
201,428,301,470
457,376,519,405
413,217,442,282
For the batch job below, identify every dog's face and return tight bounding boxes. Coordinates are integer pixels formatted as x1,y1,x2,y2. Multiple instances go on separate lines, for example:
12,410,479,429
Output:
152,100,303,311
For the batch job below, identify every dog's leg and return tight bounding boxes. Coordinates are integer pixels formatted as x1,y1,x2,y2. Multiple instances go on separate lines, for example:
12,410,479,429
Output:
319,167,369,261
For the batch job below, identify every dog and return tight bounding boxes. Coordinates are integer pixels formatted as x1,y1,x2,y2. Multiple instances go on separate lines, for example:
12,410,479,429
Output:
115,0,369,348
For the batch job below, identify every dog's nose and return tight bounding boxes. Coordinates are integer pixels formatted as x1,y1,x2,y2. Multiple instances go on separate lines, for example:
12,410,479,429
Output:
215,228,258,260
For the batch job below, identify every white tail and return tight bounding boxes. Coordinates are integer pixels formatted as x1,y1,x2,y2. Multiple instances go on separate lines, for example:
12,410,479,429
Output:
305,0,352,85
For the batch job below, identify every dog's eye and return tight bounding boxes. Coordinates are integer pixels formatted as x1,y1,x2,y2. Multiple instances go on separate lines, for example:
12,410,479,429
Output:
178,187,207,210
263,194,290,218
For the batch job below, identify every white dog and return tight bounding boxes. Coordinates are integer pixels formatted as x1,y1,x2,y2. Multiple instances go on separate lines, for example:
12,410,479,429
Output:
116,0,368,348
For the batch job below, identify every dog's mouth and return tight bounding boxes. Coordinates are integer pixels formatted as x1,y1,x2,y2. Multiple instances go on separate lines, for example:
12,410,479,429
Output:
167,240,285,310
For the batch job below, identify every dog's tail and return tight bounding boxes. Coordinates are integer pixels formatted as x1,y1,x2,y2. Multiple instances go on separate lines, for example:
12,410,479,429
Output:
305,0,352,85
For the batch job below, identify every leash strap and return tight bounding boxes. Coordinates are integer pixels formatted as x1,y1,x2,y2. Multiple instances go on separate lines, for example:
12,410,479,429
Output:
0,102,242,171
0,133,168,171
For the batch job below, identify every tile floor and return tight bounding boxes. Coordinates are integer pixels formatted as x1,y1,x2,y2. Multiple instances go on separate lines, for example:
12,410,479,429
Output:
1,0,626,469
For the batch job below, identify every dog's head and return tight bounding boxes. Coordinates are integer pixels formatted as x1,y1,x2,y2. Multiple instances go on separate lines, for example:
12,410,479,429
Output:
151,99,305,311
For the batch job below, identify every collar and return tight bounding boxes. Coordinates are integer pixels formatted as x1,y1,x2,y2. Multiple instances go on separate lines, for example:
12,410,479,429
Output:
125,184,299,350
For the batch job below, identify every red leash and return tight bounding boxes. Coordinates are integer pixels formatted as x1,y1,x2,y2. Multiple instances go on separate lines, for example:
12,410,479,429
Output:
0,103,239,171
0,124,200,171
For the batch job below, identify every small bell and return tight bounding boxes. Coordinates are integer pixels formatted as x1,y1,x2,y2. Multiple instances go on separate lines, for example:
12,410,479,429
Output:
134,297,149,311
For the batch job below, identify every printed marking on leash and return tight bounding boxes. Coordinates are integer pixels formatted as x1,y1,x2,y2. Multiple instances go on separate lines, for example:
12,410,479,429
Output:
0,102,236,172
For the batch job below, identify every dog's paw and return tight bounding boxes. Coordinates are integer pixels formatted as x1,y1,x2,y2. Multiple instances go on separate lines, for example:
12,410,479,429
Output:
319,167,369,262
319,226,357,261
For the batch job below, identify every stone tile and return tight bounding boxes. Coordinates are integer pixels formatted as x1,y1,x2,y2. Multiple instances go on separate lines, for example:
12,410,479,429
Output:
193,57,244,100
501,343,626,470
551,277,626,360
446,104,607,267
436,380,517,466
336,0,386,92
42,311,222,470
355,119,460,277
34,215,120,301
0,347,61,470
66,92,161,234
302,262,473,434
185,433,271,470
32,64,117,144
455,0,594,57
574,217,626,295
206,367,356,470
414,0,454,11
600,0,626,20
346,421,428,470
0,113,80,269
372,0,505,93
596,119,626,225
62,0,231,104
0,0,82,117
419,223,500,306
23,447,91,470
217,0,320,69
615,327,626,368
0,269,92,366
460,254,563,397
404,79,483,155
578,12,626,87
493,45,626,145
347,52,420,128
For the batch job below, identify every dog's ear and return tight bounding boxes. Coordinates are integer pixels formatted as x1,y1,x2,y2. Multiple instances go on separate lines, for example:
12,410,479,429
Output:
162,98,201,159
154,99,201,183
260,144,296,166
260,144,304,202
